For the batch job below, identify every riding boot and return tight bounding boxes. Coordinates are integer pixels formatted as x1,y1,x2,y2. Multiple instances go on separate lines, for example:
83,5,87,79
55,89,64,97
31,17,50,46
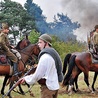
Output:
13,62,18,75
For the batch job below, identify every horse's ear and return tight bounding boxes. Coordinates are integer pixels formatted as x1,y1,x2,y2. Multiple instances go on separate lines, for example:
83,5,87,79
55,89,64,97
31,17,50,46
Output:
25,34,28,39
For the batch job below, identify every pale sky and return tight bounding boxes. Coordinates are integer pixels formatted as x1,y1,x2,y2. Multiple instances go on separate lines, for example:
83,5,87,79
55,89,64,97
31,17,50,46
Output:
11,0,62,22
1,0,98,42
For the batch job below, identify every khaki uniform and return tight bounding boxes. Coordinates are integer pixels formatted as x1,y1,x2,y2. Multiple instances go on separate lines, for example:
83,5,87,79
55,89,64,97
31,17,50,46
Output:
93,31,98,45
0,32,17,63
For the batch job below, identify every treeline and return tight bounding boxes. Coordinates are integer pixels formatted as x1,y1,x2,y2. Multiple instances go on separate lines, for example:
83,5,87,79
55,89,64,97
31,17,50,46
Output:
28,31,87,62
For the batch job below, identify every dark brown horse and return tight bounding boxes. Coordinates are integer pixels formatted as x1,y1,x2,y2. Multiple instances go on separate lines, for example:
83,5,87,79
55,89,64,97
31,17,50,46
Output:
0,43,40,98
62,53,91,93
15,34,31,50
62,52,98,94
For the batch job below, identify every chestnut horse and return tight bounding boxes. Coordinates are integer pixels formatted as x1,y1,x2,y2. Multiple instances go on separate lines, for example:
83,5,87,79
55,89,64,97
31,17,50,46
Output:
63,52,98,94
15,34,31,50
0,43,40,98
62,53,90,93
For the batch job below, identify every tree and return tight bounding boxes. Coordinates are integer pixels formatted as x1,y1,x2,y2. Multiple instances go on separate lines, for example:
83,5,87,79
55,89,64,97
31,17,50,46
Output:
28,29,40,44
49,13,80,41
24,0,49,34
0,0,36,44
25,0,81,42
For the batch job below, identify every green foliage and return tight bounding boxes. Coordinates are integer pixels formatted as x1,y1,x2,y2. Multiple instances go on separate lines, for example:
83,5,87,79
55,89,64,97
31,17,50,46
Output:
28,29,40,44
51,35,86,62
0,0,36,44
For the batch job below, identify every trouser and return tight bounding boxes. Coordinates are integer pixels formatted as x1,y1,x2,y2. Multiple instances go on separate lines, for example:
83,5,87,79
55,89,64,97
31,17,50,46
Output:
1,44,17,63
40,85,58,98
5,50,18,74
5,50,17,63
94,44,98,53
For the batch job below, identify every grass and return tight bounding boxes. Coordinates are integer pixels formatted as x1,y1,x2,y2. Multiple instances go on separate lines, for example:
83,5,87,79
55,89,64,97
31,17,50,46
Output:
0,72,98,98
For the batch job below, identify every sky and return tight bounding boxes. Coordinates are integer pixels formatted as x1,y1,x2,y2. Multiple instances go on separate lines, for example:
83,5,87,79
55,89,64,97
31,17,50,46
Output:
1,0,98,42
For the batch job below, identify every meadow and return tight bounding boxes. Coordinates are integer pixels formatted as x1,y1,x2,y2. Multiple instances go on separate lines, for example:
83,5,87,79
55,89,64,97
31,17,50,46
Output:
0,72,98,98
0,36,97,98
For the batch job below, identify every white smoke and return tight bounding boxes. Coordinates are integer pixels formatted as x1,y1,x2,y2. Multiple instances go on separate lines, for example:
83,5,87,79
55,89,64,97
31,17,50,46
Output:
61,0,98,42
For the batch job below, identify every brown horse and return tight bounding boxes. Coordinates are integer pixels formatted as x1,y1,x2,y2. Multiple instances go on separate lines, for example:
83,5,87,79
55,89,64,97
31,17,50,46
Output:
15,34,31,50
62,53,92,93
0,43,40,98
63,51,98,94
63,52,98,92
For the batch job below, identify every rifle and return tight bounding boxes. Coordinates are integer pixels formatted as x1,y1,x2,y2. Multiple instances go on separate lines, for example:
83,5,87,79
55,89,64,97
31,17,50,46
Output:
2,65,36,98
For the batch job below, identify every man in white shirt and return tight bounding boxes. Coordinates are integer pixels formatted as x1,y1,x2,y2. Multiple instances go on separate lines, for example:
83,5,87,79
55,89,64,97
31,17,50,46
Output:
19,34,63,98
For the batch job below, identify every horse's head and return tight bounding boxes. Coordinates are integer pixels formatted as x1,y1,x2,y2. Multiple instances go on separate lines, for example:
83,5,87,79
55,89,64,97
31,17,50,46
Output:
30,43,40,57
19,43,40,65
15,36,31,50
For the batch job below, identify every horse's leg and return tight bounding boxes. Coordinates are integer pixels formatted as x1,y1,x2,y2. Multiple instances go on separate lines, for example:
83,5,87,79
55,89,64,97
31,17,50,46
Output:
72,76,78,93
1,75,9,95
68,66,80,95
63,55,76,86
18,84,25,95
7,80,15,98
74,75,80,92
83,72,92,92
25,82,34,97
92,72,98,92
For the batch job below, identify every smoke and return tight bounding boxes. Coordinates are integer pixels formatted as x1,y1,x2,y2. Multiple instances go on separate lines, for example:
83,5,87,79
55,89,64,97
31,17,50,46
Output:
61,0,98,41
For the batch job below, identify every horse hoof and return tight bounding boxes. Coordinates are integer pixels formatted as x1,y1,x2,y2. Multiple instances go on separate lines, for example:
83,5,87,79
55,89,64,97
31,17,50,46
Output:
1,91,4,95
76,89,81,92
91,91,95,94
1,95,5,98
21,92,25,95
68,91,73,95
30,93,35,97
8,96,12,98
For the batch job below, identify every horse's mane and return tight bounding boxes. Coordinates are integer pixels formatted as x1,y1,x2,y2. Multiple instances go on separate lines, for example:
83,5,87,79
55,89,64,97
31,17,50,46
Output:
15,40,22,50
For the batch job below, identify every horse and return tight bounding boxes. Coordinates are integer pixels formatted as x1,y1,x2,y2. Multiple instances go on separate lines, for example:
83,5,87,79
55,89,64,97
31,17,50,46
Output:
62,52,92,93
15,34,31,50
62,53,81,92
0,43,40,98
62,51,98,94
15,34,37,66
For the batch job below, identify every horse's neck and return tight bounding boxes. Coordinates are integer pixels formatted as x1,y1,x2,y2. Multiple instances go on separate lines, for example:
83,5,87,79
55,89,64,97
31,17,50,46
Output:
18,60,25,71
19,46,32,63
20,52,30,63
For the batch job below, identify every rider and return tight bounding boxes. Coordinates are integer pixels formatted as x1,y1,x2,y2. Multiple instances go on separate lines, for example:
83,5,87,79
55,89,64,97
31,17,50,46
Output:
0,22,18,75
92,25,98,54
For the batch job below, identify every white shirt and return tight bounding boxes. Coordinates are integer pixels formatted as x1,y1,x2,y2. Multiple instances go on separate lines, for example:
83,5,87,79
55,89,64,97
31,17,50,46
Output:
24,53,59,90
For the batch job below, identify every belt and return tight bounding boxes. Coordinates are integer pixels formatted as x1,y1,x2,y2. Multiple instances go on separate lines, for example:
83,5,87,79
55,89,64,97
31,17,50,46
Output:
38,78,46,85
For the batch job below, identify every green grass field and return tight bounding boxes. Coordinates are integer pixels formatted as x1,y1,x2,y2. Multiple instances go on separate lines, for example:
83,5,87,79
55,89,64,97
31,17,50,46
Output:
0,72,98,98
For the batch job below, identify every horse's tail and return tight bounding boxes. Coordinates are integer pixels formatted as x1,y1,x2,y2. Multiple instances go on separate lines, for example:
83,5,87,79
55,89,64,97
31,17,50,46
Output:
62,55,76,86
63,53,71,75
